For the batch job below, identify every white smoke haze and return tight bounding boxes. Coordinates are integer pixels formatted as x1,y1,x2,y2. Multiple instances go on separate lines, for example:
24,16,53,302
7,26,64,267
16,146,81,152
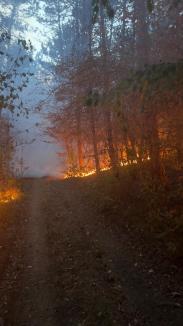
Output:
0,0,63,177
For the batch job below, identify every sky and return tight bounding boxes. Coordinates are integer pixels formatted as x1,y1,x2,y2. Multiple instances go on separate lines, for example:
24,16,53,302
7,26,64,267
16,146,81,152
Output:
4,1,64,177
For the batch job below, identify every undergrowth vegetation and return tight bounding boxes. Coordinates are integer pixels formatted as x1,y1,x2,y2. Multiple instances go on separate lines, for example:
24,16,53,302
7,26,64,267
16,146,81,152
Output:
79,165,183,260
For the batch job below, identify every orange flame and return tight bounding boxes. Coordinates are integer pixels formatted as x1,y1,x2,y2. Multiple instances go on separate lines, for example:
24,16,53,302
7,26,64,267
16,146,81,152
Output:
0,187,21,204
64,157,151,179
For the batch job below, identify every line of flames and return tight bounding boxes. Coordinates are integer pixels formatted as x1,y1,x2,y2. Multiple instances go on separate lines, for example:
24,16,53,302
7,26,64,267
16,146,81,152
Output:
64,157,151,179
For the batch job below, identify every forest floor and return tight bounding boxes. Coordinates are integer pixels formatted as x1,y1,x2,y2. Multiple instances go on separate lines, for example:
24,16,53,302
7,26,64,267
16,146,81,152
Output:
0,176,183,326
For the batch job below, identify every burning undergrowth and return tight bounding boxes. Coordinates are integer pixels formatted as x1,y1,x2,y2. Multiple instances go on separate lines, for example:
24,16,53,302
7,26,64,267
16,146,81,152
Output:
0,186,22,204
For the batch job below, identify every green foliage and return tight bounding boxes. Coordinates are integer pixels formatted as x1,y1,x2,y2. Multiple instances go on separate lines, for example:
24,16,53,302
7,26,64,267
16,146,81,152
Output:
147,0,154,13
0,32,34,114
92,0,156,19
0,32,34,184
171,0,183,8
92,0,182,18
89,61,183,114
116,61,183,102
92,0,114,24
85,90,100,107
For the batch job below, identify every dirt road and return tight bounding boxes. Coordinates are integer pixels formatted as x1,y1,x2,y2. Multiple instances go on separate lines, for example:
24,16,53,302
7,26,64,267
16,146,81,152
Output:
0,179,182,325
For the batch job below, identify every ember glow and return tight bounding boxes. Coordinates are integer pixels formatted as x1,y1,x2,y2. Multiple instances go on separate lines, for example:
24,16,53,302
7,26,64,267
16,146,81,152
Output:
0,188,21,204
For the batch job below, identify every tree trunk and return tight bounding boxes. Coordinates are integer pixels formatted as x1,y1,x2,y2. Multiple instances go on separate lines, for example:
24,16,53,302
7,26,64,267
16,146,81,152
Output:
75,108,83,171
105,110,118,168
134,0,149,69
149,113,162,179
89,106,100,173
99,1,117,169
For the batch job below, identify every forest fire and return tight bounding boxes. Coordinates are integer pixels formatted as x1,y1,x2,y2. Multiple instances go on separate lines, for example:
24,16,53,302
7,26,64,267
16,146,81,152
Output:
0,188,21,204
64,167,111,179
64,159,143,179
63,155,152,179
64,169,97,179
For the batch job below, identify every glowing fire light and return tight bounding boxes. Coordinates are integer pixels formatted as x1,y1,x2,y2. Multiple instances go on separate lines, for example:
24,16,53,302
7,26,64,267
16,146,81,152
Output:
0,187,21,204
64,169,96,179
64,166,113,179
64,157,151,179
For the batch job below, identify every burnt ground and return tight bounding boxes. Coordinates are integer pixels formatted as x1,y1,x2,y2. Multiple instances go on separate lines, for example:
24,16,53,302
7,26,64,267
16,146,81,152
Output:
0,178,183,326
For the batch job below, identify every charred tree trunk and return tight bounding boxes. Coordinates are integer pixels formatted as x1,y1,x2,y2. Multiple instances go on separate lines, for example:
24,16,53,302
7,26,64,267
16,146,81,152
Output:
134,0,149,69
149,113,163,180
87,11,100,173
99,1,117,169
105,109,118,168
75,108,83,171
89,106,100,173
121,0,128,53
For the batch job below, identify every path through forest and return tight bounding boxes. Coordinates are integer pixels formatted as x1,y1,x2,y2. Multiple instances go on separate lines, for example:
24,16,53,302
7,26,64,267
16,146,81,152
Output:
0,179,183,325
